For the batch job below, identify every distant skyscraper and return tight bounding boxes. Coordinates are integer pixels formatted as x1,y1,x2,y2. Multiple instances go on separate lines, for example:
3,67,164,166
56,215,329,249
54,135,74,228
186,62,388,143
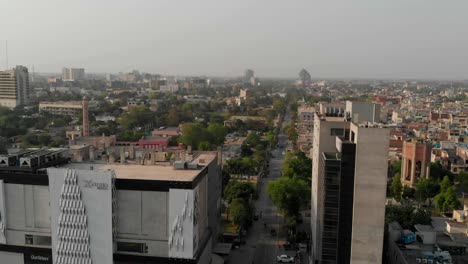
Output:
311,112,389,264
0,65,30,108
62,67,85,81
244,69,254,83
299,68,311,87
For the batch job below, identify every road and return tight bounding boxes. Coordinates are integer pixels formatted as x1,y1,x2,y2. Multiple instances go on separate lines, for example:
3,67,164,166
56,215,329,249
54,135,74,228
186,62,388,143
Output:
230,113,301,264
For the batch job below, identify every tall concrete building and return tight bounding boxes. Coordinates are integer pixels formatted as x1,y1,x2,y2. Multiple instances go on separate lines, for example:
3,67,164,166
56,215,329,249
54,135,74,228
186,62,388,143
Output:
62,68,85,81
244,69,254,82
311,112,390,264
0,149,221,264
345,101,381,123
299,68,312,87
0,66,30,108
400,139,432,188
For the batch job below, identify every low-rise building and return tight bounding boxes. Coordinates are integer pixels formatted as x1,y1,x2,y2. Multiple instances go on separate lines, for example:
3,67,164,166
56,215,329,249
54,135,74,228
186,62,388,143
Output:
0,149,221,264
39,101,83,116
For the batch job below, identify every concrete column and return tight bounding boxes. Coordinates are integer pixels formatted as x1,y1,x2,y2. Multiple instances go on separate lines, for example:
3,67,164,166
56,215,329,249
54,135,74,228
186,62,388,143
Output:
120,148,125,164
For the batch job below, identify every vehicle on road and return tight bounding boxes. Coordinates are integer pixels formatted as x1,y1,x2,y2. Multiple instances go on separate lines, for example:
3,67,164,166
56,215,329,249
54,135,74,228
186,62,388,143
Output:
276,254,294,263
253,213,259,221
270,228,277,236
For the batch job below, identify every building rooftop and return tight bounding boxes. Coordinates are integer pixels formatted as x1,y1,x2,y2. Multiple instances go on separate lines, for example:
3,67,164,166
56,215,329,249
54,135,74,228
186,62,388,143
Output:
64,153,216,182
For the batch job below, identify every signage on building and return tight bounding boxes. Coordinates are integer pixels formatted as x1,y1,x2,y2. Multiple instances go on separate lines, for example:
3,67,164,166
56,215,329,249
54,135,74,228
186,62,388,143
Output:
83,180,109,190
24,253,52,264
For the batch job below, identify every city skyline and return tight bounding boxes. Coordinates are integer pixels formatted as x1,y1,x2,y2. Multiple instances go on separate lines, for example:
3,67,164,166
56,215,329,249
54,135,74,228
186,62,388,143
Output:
1,0,468,79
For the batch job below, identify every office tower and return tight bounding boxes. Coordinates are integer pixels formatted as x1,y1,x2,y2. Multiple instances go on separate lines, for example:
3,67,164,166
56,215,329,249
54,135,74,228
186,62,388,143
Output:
244,69,254,81
401,139,431,188
82,96,90,137
311,112,390,264
62,67,85,81
299,68,312,87
0,66,30,108
345,101,381,123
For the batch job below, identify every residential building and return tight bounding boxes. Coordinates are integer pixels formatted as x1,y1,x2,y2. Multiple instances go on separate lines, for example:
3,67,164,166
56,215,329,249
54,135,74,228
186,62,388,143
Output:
152,127,181,138
0,66,30,108
62,68,85,81
138,136,169,150
311,113,389,264
0,149,221,264
400,139,432,187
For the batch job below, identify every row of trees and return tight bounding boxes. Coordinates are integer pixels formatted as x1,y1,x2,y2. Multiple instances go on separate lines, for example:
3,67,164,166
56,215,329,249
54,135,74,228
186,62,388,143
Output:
267,150,311,218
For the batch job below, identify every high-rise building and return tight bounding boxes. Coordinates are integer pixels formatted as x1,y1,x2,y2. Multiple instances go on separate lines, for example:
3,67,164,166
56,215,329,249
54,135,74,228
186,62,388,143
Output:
345,101,381,123
0,66,30,108
311,112,390,264
400,139,431,188
299,68,312,87
244,69,254,83
62,68,85,81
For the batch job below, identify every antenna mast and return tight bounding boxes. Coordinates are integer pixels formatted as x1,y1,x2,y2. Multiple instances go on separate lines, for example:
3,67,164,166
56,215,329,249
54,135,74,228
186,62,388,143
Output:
5,40,8,70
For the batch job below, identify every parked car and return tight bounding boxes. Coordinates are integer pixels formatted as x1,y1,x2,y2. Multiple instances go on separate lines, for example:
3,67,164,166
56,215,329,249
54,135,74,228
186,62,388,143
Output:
276,254,294,263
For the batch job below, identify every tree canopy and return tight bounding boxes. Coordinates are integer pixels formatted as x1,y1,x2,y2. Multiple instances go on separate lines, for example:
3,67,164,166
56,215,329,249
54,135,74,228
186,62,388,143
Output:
391,173,403,202
267,176,309,217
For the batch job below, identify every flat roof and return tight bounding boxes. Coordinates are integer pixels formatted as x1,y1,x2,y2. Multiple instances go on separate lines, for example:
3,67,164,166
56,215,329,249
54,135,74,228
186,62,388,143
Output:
63,153,216,182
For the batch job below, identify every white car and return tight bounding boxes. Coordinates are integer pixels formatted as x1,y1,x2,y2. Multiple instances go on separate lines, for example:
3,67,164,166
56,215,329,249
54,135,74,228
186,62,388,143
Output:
276,254,294,263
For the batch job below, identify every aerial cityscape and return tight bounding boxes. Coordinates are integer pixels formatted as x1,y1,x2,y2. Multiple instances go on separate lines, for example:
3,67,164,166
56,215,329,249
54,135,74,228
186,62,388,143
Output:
0,1,468,264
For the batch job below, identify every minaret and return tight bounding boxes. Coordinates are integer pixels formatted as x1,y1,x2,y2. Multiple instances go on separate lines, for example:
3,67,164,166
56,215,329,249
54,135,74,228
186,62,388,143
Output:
82,96,89,137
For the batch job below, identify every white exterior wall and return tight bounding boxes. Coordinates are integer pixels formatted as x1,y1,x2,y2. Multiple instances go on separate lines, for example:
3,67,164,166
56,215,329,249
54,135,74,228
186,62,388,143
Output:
346,101,381,123
48,168,114,264
116,190,169,257
350,123,389,264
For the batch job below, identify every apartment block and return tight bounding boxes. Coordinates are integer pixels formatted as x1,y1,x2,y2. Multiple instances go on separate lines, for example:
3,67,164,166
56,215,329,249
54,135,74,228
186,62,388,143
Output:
62,68,85,81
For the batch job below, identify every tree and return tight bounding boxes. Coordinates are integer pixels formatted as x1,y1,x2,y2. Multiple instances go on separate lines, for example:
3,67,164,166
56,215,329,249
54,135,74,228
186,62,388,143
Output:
119,105,154,130
0,137,7,154
434,187,461,213
224,181,255,204
391,173,403,202
430,162,453,181
167,108,180,126
267,176,309,217
415,178,439,206
385,205,431,229
207,123,227,145
229,199,251,233
282,151,312,185
246,132,261,147
440,176,451,193
197,141,211,151
458,172,468,193
178,123,210,148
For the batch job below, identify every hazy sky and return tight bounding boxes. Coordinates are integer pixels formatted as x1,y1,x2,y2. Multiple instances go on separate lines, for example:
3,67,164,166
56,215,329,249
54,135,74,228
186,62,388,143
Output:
1,0,467,79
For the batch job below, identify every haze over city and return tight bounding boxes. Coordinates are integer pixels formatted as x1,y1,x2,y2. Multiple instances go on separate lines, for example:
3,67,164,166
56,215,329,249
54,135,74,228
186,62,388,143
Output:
1,0,468,79
1,1,468,264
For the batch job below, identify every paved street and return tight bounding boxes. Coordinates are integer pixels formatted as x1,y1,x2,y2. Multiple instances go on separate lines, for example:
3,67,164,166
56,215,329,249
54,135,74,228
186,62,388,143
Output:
230,113,302,264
